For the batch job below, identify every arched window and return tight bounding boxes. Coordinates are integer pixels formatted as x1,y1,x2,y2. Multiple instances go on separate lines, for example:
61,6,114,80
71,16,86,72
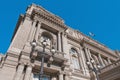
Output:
70,48,80,70
39,32,53,47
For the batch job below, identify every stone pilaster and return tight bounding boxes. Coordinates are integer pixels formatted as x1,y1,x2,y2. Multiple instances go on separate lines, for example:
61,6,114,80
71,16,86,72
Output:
62,32,70,66
79,49,85,74
13,63,25,80
84,48,91,61
28,20,37,42
24,64,32,80
87,48,92,59
65,73,70,80
30,73,34,80
107,58,112,64
58,32,61,52
51,77,57,80
98,54,105,67
80,48,89,75
35,22,41,41
59,72,63,80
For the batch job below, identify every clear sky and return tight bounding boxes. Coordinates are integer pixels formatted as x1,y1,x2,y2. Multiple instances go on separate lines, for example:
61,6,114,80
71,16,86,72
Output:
0,0,120,53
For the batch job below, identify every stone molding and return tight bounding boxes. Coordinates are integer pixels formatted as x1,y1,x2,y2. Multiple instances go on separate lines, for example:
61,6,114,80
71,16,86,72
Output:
65,28,116,59
30,4,64,22
31,9,67,29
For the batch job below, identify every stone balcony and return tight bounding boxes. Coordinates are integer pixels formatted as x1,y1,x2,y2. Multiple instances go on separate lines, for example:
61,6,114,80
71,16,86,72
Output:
99,59,120,80
31,46,68,69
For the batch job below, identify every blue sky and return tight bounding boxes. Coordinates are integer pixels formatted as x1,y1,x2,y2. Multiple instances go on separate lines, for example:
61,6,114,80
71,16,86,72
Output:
0,0,120,53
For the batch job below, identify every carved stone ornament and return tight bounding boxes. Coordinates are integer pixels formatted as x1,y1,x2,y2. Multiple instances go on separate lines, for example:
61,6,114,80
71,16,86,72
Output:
66,28,83,41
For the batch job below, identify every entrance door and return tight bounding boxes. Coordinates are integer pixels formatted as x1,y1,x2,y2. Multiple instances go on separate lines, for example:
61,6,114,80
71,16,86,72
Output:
34,74,50,80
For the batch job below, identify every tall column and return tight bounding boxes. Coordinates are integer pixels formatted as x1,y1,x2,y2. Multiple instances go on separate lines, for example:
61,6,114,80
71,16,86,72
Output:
98,54,105,67
59,72,63,80
24,65,32,80
52,77,57,80
30,73,34,80
62,33,70,66
65,74,69,80
14,64,24,80
61,32,65,52
87,48,92,59
35,22,41,41
84,48,91,61
58,32,61,52
80,48,89,75
28,20,37,42
78,51,85,74
107,58,112,64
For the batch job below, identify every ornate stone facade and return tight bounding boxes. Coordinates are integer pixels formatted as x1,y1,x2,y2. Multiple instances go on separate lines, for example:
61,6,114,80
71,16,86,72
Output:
0,4,120,80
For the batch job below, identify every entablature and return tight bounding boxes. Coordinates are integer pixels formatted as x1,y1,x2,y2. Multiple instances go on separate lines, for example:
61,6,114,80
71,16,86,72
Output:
65,28,83,42
30,9,67,29
83,37,115,55
29,4,64,23
83,42,117,61
65,28,117,60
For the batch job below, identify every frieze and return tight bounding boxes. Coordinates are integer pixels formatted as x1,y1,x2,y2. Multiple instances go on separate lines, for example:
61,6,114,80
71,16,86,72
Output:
66,28,115,55
83,37,115,55
66,28,84,41
31,9,67,29
31,4,64,22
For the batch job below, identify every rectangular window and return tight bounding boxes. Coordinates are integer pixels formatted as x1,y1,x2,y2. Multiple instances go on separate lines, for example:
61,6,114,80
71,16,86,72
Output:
72,58,80,69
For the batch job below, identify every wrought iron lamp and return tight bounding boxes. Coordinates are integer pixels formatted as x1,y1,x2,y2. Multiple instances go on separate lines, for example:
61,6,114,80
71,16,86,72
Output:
31,38,55,80
87,59,101,80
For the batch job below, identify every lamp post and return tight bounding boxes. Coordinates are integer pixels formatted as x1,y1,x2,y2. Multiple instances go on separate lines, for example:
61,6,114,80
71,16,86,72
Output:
47,46,56,67
31,39,55,80
87,59,101,80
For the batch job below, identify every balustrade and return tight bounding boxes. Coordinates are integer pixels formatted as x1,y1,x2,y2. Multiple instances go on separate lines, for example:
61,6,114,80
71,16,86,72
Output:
100,59,120,73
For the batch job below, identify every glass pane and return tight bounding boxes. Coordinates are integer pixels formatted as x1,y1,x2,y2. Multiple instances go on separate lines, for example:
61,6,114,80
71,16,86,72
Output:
72,57,80,69
70,48,77,54
33,74,50,80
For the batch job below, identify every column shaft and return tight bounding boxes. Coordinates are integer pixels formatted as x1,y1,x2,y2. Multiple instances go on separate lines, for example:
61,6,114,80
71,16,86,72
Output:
98,54,105,67
84,48,91,61
107,58,112,64
58,32,61,52
24,66,32,80
52,77,57,80
14,64,24,80
62,33,70,66
65,75,69,80
78,51,84,73
59,73,63,80
81,49,89,75
87,48,92,59
28,21,37,42
35,22,41,41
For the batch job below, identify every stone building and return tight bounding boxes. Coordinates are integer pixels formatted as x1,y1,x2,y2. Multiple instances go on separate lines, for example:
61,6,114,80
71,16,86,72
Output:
0,4,120,80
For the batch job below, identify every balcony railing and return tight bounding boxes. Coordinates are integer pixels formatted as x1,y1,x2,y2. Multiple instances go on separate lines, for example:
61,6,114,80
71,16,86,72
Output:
100,59,120,73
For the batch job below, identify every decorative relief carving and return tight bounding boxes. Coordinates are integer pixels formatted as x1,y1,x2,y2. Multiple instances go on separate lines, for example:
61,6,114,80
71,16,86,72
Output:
66,28,115,55
66,28,83,41
32,9,67,28
83,37,115,54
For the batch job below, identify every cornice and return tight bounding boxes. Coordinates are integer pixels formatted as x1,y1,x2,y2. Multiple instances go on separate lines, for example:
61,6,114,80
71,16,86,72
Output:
31,3,64,22
31,9,67,29
66,28,83,44
65,28,117,58
83,39,117,58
